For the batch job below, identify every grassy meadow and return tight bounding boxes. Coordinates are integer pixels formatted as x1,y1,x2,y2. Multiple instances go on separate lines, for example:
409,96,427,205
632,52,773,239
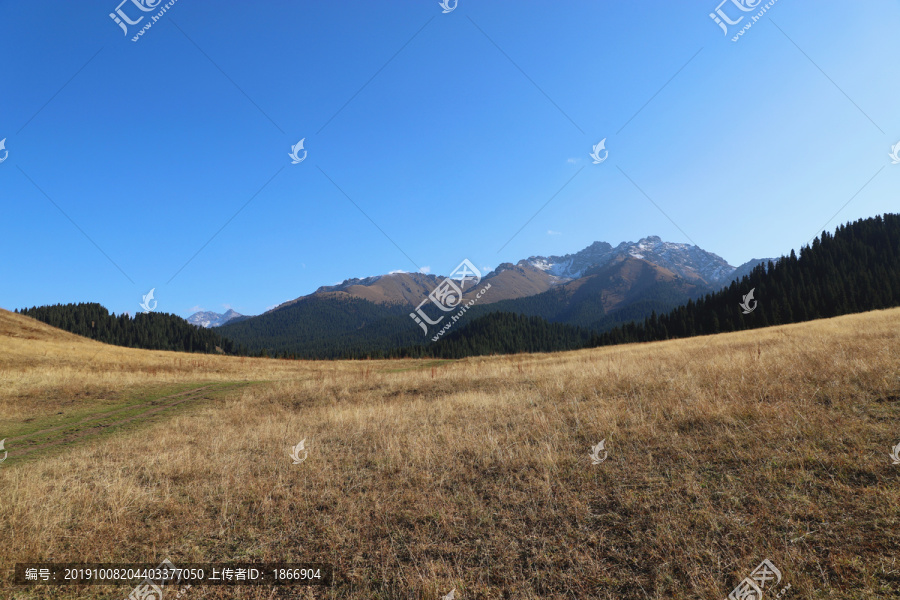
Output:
0,307,898,599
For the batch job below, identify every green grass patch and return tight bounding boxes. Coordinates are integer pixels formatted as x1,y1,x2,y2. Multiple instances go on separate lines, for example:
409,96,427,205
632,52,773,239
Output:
1,381,252,465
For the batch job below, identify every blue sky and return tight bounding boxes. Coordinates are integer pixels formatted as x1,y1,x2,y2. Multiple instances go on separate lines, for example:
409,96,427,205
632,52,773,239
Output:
1,0,898,318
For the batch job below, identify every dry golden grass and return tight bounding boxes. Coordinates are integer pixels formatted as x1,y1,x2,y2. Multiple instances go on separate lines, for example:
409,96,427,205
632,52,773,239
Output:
0,309,424,423
0,307,898,599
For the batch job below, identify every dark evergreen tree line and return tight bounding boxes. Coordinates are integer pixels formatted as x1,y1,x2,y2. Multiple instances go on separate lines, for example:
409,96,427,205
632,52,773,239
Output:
16,302,247,355
404,312,590,358
588,214,900,347
216,295,424,359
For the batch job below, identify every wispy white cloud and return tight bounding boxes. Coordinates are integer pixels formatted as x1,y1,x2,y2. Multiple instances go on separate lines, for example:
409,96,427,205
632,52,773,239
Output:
566,157,579,164
388,269,406,274
189,305,204,313
547,230,562,235
419,266,431,274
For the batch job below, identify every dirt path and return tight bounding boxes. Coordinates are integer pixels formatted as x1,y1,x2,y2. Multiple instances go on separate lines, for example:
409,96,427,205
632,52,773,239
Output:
5,385,215,459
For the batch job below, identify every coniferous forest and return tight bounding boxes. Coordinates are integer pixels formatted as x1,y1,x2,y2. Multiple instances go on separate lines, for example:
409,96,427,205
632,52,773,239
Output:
588,214,900,347
15,303,246,355
410,312,590,359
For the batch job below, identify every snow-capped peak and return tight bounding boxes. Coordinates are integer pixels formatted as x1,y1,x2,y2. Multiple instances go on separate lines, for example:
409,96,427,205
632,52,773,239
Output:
524,236,735,284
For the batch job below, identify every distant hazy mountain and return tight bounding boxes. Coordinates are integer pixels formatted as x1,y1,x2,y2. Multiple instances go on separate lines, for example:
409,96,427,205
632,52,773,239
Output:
187,309,244,328
728,258,773,284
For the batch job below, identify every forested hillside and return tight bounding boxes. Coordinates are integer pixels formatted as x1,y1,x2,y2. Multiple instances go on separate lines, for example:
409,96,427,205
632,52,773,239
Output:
589,214,900,346
16,303,245,355
398,312,590,358
215,295,423,358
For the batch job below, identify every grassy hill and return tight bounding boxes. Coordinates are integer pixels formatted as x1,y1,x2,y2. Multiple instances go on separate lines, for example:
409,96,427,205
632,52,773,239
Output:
0,307,898,598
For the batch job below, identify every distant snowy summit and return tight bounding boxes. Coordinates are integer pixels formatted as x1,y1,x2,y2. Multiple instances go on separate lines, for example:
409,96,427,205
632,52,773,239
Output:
187,309,244,328
525,236,760,286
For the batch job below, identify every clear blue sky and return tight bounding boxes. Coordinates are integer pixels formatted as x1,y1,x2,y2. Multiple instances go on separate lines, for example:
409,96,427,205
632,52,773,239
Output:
1,1,898,317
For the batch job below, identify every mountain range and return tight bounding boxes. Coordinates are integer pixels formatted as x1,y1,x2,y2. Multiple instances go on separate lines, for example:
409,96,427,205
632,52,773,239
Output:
238,236,763,313
320,236,760,304
19,215,899,360
212,236,770,357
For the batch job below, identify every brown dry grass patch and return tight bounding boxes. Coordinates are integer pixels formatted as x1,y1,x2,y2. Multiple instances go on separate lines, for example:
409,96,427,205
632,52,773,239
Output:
0,308,898,599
